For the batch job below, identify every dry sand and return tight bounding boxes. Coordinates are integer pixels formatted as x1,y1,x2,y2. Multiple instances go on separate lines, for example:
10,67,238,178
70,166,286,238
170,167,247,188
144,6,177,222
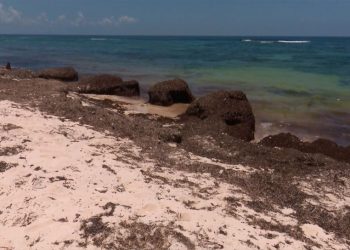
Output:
0,100,349,249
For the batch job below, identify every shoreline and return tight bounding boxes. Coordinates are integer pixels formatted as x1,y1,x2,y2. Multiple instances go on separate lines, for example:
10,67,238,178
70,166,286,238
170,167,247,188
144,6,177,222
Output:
1,34,350,147
0,67,350,249
79,92,350,146
1,66,350,149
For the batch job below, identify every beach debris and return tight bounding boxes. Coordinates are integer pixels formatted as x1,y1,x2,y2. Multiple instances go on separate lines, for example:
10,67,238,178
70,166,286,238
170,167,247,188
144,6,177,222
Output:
159,127,182,143
36,67,78,82
95,187,108,193
115,184,125,192
148,78,194,106
0,161,17,173
75,74,140,96
0,68,35,79
185,90,255,141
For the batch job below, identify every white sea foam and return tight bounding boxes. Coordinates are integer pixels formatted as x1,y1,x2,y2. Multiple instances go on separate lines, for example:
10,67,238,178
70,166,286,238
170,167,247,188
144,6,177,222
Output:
90,38,107,41
277,40,310,44
259,41,274,44
242,39,310,44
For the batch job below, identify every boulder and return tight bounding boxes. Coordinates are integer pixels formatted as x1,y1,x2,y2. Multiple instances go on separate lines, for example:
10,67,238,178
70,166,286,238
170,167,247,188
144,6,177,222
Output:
184,91,255,141
37,67,78,82
308,139,350,163
148,79,194,106
260,134,350,163
76,74,140,96
259,133,303,149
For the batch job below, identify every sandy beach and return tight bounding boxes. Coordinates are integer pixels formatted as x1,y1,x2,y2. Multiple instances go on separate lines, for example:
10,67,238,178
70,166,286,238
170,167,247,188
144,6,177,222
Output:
0,69,349,249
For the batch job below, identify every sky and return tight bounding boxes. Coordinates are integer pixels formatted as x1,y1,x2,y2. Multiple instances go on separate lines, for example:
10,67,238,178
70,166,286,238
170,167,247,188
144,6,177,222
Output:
0,0,349,36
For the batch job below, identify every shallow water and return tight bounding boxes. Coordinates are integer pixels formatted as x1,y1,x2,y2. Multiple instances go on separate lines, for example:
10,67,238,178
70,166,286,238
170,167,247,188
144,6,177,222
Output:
1,35,349,144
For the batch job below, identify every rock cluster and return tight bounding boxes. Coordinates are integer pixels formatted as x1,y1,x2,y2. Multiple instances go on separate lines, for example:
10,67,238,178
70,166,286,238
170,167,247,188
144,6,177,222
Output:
34,66,350,159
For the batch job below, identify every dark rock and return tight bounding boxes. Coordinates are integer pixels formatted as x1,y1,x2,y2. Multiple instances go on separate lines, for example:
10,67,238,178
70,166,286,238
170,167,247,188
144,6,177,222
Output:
121,80,141,96
184,91,255,141
260,134,350,163
76,75,140,96
259,133,303,149
308,139,350,163
159,128,182,143
37,67,78,82
148,79,194,106
5,62,11,70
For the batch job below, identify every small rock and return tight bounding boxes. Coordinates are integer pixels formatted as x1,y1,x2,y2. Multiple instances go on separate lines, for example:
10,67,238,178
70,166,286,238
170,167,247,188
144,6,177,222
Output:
95,187,108,193
115,184,125,192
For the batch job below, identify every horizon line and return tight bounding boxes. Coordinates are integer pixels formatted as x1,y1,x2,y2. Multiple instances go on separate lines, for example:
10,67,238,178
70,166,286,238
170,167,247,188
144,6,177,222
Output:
0,33,350,38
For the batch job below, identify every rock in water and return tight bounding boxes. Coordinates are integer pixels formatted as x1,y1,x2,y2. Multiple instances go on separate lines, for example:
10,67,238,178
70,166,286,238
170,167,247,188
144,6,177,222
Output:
5,62,11,70
76,75,140,96
148,79,194,106
37,67,78,82
184,90,255,141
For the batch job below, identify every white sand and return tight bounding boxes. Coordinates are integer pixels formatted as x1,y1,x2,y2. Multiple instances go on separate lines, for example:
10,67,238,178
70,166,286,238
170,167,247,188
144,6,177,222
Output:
0,100,348,249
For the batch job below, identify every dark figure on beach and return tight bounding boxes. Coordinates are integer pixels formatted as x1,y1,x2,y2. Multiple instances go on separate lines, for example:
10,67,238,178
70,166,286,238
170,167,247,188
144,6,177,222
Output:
5,62,11,70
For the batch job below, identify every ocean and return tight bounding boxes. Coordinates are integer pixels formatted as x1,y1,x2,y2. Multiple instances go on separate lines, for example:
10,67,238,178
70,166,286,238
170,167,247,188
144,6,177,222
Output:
1,35,349,145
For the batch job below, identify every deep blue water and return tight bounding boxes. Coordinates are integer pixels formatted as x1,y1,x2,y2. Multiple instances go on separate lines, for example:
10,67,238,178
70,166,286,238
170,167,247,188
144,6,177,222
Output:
1,35,350,144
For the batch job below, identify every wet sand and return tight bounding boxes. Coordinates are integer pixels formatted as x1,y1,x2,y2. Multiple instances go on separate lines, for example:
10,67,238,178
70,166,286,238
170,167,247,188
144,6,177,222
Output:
79,93,189,119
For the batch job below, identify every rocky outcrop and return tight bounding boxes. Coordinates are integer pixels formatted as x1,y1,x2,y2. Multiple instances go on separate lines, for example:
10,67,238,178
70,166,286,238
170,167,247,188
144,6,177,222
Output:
260,133,350,163
76,75,140,96
184,90,255,141
37,67,78,82
148,79,194,106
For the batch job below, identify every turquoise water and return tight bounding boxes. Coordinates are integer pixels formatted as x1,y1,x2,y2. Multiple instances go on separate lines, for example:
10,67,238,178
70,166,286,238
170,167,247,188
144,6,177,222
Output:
1,35,349,144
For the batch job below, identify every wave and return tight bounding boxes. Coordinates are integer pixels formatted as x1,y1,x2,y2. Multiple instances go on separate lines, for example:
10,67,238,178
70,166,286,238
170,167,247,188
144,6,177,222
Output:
242,39,311,44
277,40,310,44
259,41,274,44
90,38,107,41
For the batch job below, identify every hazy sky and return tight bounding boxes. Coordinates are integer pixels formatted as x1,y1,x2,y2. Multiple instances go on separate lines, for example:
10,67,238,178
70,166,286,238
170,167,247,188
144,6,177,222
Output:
0,0,349,36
